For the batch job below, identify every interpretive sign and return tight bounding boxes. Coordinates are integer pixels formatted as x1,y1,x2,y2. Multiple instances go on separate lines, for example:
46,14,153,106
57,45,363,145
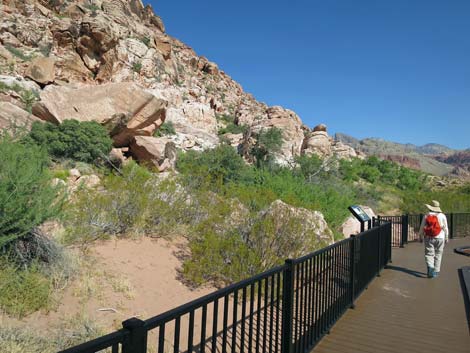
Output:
348,205,371,223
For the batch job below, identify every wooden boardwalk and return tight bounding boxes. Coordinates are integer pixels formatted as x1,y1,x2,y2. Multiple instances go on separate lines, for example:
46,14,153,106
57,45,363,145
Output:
313,238,470,353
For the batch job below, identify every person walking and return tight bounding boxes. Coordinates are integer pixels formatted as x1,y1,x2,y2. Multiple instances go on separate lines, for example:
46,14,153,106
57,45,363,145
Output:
419,200,449,278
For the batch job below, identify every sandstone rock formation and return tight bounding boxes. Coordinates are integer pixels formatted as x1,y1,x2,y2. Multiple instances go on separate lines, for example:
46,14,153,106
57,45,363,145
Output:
26,57,55,85
302,126,359,160
0,0,361,167
129,136,176,171
33,82,168,146
0,102,40,130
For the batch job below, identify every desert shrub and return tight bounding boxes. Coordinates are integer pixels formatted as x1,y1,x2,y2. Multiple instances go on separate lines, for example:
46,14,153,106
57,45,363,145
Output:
247,204,331,269
26,120,113,163
132,61,142,73
401,184,470,214
0,313,106,353
250,127,283,167
0,326,53,353
65,162,190,244
360,165,381,183
51,169,70,181
0,136,62,249
154,121,176,136
183,231,261,286
0,258,51,317
218,122,248,135
177,144,250,188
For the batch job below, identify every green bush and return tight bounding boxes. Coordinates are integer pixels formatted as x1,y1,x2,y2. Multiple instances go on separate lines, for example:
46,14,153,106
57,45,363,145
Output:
154,121,176,137
0,136,62,249
26,120,113,163
177,144,250,188
0,258,51,317
250,127,283,167
183,231,261,286
218,123,248,135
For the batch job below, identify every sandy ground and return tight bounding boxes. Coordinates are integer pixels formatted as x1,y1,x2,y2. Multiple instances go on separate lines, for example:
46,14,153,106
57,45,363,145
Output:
1,236,216,335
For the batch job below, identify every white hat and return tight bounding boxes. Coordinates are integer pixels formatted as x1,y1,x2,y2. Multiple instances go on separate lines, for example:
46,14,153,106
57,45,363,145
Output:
425,200,442,213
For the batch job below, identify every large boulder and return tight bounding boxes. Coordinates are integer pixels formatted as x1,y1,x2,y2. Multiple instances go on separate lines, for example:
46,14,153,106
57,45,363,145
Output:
129,136,176,171
25,57,55,85
340,206,376,238
303,131,332,158
0,102,40,131
32,82,168,146
249,200,334,268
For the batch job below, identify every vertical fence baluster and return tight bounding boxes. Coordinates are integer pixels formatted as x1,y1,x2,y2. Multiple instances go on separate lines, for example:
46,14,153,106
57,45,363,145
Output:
275,272,281,353
173,316,180,353
222,295,229,353
263,278,269,352
349,236,356,309
269,275,275,353
200,304,207,353
232,290,238,353
256,280,262,353
211,299,218,353
188,310,195,353
248,284,254,353
281,259,294,353
158,324,165,353
241,287,247,353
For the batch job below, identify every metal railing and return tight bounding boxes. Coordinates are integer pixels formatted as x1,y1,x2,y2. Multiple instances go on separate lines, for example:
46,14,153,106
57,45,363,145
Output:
59,222,393,353
378,212,470,248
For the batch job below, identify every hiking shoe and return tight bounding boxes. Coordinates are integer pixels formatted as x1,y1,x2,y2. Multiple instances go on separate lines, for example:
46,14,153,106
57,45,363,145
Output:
433,271,439,278
427,267,435,278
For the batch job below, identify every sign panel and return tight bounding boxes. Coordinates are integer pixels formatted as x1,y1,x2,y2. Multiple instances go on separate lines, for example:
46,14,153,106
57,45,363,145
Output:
348,205,371,223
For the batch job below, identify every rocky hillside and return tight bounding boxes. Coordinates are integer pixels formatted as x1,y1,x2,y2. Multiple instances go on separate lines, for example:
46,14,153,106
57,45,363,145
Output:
334,133,464,177
0,0,359,170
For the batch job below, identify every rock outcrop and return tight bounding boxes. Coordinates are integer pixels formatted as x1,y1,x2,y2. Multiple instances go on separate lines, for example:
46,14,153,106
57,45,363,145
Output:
33,82,168,146
302,126,359,160
0,102,40,130
129,136,176,171
0,0,361,167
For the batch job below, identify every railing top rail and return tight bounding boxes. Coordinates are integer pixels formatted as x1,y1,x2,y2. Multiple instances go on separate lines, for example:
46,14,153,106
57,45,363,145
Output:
58,329,129,353
145,263,286,329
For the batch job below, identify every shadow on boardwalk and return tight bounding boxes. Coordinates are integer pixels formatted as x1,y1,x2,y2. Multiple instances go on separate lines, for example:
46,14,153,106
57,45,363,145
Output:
312,238,470,353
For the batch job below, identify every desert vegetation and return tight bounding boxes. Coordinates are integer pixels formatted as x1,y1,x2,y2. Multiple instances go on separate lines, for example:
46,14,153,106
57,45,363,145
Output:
1,121,469,352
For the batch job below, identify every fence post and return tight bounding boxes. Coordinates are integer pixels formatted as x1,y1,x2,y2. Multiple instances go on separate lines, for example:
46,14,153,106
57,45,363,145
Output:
400,215,408,248
377,224,382,277
450,213,455,239
122,317,148,353
349,235,357,309
281,259,295,353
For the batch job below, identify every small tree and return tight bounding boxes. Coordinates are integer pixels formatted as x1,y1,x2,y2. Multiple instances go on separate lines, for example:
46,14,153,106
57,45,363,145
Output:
0,136,62,249
250,127,283,168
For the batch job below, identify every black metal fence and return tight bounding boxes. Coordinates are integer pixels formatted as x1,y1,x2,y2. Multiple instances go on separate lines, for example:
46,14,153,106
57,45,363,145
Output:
59,222,392,353
379,212,470,248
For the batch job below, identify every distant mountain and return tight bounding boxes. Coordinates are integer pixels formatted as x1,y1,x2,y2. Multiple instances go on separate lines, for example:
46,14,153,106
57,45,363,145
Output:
334,133,463,177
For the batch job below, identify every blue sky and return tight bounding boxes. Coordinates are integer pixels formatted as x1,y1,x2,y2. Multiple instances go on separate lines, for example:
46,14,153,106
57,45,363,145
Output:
146,0,470,150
